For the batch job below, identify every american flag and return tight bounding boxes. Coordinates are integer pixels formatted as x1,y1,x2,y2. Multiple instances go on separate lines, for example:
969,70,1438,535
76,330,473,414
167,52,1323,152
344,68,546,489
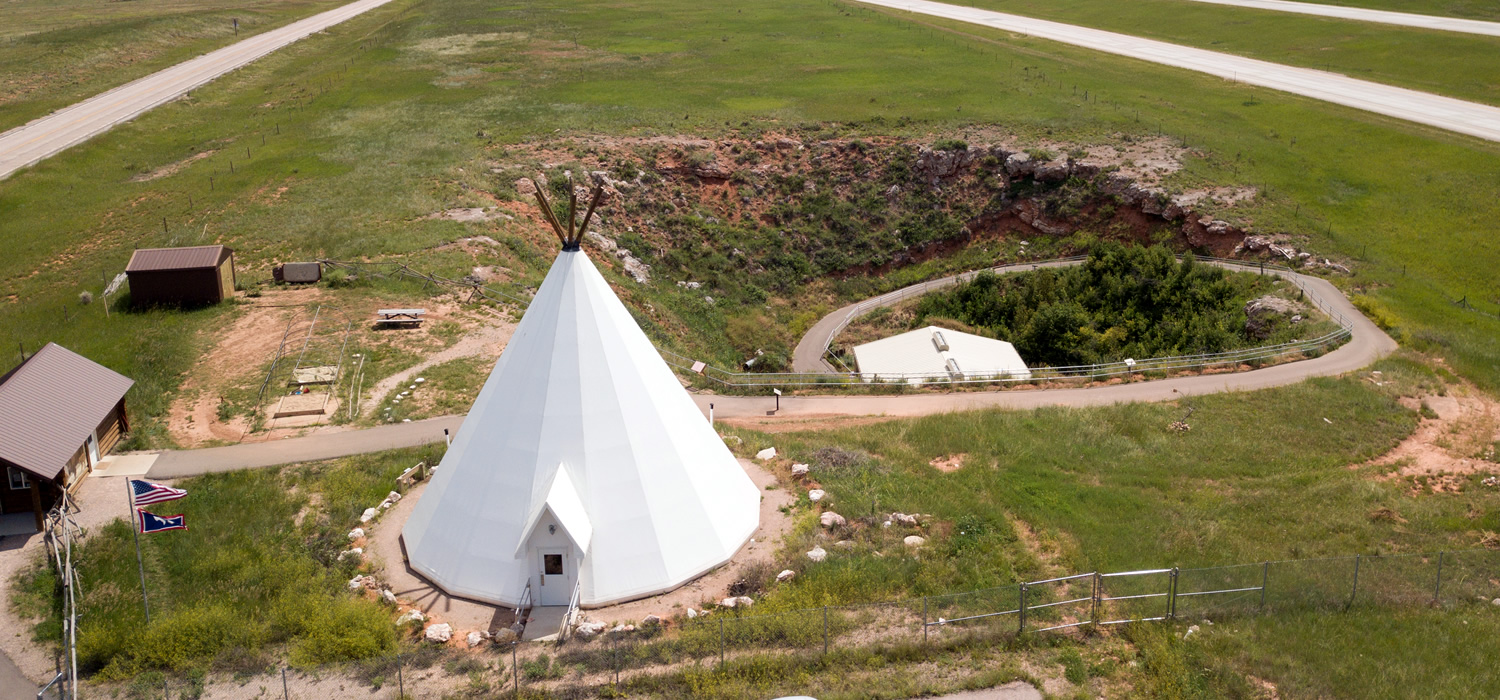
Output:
129,479,186,506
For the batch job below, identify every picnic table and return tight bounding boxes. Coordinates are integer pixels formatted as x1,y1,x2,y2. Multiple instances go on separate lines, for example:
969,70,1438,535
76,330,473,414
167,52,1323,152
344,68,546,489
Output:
375,308,427,327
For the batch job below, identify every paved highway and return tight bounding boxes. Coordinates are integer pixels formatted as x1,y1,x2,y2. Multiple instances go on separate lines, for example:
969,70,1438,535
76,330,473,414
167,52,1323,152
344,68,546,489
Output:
856,0,1500,143
0,0,395,181
1181,0,1500,37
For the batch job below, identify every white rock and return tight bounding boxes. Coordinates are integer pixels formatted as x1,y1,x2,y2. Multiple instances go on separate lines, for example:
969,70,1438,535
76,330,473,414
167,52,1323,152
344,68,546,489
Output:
337,548,363,561
492,627,518,643
882,520,892,528
1492,598,1500,606
776,569,797,583
416,378,426,383
387,491,402,503
686,608,699,619
381,589,398,604
467,631,485,647
834,540,854,549
719,597,739,609
360,508,378,523
424,623,453,643
820,511,846,528
397,610,426,625
756,447,777,461
806,546,828,562
791,463,810,477
903,535,926,548
409,385,417,390
808,489,826,503
736,596,754,608
611,623,628,633
574,621,606,638
347,576,365,591
347,528,365,540
643,614,662,625
892,512,919,526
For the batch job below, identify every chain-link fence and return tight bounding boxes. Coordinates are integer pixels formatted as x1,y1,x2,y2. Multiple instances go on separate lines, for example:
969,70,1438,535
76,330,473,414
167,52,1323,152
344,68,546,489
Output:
42,548,1499,699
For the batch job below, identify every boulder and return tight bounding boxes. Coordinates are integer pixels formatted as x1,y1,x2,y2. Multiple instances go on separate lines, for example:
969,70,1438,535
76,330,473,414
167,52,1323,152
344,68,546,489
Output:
686,608,699,619
791,463,810,477
1004,152,1034,177
467,631,485,648
719,597,739,609
776,569,797,583
642,614,663,625
397,609,426,625
820,511,846,528
1033,159,1071,182
360,508,378,523
1244,296,1304,340
903,535,927,548
492,627,519,644
347,575,365,591
915,145,973,182
424,623,453,643
574,621,607,638
806,546,828,562
736,596,754,608
337,548,363,561
808,489,826,503
387,491,402,503
891,512,919,526
834,540,854,549
381,589,398,604
756,447,777,461
347,528,365,540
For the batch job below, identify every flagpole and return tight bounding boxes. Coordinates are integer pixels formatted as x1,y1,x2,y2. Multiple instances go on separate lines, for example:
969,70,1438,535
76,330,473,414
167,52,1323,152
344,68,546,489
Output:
126,480,150,624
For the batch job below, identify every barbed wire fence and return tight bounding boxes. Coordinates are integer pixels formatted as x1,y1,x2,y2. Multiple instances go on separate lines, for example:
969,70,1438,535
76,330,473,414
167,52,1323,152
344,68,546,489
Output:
58,547,1498,699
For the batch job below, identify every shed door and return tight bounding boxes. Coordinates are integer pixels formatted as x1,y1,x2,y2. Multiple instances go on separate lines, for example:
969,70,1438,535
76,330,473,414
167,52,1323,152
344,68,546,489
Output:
537,547,574,606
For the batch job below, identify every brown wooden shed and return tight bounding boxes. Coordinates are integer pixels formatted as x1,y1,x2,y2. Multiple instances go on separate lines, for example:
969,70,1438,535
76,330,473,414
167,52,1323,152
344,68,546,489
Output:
125,245,237,307
0,343,133,532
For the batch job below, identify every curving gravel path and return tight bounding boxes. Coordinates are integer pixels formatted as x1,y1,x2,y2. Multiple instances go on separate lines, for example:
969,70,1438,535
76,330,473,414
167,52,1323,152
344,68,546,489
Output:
0,0,396,181
147,260,1394,478
1178,0,1500,37
855,0,1500,143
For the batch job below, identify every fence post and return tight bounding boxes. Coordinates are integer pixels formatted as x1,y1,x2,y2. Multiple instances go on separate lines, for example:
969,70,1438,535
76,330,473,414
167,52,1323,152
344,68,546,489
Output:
823,606,829,655
719,617,725,668
1018,583,1027,635
1168,567,1179,620
1349,555,1361,609
512,642,519,697
1259,562,1269,610
1090,573,1100,629
396,651,404,698
1433,551,1446,606
922,597,928,644
282,667,289,700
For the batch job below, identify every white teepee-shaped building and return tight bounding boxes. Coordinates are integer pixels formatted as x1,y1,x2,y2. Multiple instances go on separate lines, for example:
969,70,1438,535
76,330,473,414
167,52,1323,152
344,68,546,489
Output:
402,182,759,608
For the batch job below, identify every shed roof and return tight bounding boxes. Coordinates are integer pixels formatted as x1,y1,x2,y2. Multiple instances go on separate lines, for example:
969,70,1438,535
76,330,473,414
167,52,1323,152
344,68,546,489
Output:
852,326,1030,383
126,245,232,273
0,343,134,480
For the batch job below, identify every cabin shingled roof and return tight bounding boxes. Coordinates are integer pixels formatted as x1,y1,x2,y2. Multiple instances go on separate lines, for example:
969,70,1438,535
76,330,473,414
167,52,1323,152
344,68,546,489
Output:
126,245,232,273
0,343,134,480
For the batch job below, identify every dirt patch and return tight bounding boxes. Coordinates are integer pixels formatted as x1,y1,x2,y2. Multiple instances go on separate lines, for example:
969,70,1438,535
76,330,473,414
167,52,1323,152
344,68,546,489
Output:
421,208,514,223
930,453,966,473
129,150,215,182
1366,385,1500,488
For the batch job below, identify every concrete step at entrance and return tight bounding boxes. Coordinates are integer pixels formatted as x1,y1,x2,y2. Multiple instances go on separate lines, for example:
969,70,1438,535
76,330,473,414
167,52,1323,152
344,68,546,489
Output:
522,606,567,642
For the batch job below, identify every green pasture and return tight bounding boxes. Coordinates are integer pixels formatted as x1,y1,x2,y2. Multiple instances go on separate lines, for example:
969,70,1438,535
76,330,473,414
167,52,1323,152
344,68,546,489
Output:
932,0,1500,105
0,0,1497,451
0,0,348,131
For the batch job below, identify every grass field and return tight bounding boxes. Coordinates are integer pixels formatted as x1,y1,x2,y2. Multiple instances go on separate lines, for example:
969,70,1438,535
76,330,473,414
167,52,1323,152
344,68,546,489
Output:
1,0,1498,450
0,0,351,131
933,0,1500,106
11,445,445,676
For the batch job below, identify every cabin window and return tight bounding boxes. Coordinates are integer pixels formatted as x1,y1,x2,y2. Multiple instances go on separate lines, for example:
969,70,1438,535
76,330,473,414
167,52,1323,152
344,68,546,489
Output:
544,554,564,575
7,467,28,491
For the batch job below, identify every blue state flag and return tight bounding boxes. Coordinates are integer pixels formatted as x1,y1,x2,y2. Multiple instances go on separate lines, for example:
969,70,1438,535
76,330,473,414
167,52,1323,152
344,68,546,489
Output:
138,509,187,534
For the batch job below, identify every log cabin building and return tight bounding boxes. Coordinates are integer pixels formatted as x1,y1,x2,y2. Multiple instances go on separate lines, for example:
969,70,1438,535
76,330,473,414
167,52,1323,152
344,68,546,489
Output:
0,343,133,532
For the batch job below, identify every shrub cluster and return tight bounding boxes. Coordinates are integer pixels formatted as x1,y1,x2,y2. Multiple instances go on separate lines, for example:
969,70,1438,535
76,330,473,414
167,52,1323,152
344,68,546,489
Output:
914,244,1282,366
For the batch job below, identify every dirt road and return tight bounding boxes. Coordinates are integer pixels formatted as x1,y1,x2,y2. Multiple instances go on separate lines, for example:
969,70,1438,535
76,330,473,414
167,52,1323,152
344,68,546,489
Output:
0,0,395,180
855,0,1500,142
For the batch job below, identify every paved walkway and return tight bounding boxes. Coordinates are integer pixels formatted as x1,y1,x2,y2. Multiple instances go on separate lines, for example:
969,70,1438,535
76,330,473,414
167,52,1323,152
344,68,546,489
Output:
142,263,1393,477
1180,0,1500,37
0,0,395,180
855,0,1500,143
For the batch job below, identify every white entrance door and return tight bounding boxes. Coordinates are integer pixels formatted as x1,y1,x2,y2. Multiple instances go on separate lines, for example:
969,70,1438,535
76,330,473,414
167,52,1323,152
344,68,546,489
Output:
537,547,574,606
86,433,100,466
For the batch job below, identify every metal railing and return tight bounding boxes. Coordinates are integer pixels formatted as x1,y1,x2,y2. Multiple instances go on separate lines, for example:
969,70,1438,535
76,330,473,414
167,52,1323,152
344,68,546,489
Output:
558,580,583,641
